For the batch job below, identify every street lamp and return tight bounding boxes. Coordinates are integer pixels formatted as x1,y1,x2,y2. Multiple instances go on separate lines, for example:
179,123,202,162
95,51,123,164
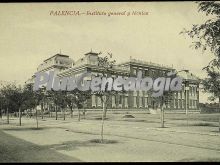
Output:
185,85,189,126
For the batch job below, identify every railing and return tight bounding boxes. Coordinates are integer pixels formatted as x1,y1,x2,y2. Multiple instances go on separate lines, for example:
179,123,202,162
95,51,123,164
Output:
129,58,173,69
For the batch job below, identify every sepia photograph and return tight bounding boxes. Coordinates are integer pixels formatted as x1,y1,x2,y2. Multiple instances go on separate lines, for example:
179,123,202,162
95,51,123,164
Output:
0,1,220,162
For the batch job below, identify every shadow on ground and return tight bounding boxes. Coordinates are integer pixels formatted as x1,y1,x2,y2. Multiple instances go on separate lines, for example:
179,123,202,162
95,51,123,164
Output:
2,127,50,131
44,139,119,151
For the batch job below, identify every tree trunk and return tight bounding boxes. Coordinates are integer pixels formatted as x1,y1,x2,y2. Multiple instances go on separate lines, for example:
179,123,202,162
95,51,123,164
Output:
50,106,53,118
55,106,58,120
0,104,2,119
30,109,32,118
103,108,107,118
83,108,86,119
6,107,9,124
63,108,66,120
36,107,38,129
103,96,108,118
41,103,44,119
78,107,81,122
161,104,164,128
70,106,73,118
101,101,106,143
48,105,50,118
19,108,21,126
218,97,220,113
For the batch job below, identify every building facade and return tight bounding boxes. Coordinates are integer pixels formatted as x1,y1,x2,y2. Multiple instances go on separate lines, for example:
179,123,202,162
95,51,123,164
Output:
26,52,200,112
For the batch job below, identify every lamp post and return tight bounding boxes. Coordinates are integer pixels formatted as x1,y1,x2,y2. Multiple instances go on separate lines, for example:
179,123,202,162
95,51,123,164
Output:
185,85,189,127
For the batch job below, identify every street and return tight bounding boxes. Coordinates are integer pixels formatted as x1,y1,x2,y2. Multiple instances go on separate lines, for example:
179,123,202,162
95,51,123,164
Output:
0,113,220,162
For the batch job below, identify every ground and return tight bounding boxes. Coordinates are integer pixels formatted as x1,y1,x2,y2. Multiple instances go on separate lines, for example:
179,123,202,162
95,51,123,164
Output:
0,111,220,162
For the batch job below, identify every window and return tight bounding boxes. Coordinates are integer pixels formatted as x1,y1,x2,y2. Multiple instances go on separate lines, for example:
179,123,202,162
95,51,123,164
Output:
118,95,123,108
144,69,149,76
97,97,102,107
189,87,192,96
163,71,166,76
174,92,177,99
119,95,123,105
133,90,137,96
139,96,142,108
175,99,178,108
133,68,137,75
151,70,155,76
194,87,197,96
124,96,128,108
167,100,170,108
138,68,142,73
92,95,96,107
139,91,143,97
178,92,180,99
145,97,148,107
133,96,137,108
112,96,116,108
182,99,185,109
182,90,185,98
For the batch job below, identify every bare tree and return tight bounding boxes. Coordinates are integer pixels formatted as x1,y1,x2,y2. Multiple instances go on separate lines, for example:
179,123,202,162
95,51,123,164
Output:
93,53,127,142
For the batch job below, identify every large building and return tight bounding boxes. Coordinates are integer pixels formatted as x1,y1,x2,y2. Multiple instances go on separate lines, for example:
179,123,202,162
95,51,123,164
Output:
26,52,200,112
25,54,74,84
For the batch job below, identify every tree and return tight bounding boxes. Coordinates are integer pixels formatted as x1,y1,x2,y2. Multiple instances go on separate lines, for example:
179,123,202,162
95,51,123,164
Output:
94,52,127,142
23,84,45,128
1,83,31,126
67,89,91,121
1,84,18,124
65,93,75,118
181,1,220,106
0,92,6,119
95,53,116,117
47,88,91,121
160,91,174,128
0,90,9,121
149,89,173,128
47,90,67,120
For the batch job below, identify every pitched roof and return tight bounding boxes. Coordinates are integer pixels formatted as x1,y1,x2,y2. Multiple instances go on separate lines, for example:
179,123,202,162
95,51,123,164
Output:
43,53,69,62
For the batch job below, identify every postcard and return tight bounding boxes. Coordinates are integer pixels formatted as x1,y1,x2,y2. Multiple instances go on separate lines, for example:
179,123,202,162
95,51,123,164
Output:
0,1,220,162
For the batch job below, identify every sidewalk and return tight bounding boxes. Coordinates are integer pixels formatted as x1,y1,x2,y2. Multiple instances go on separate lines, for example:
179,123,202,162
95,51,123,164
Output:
0,130,80,162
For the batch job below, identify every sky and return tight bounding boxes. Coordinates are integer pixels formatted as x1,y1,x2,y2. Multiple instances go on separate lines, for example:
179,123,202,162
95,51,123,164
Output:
0,2,216,103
